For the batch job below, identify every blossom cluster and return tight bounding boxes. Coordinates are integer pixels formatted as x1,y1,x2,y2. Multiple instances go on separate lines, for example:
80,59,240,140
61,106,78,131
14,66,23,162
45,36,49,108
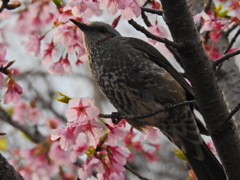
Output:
194,1,240,59
49,97,161,179
0,45,22,104
50,97,130,179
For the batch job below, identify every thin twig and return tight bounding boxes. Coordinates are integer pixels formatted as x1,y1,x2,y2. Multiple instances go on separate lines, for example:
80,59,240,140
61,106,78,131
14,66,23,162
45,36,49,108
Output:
223,28,240,54
225,103,240,122
225,24,238,37
128,19,181,48
165,44,183,68
213,49,240,68
141,7,163,16
0,0,9,13
99,100,195,121
141,10,152,27
124,164,150,180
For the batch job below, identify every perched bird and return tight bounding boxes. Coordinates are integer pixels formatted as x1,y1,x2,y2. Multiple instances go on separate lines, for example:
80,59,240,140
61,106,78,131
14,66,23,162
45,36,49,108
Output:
70,19,226,180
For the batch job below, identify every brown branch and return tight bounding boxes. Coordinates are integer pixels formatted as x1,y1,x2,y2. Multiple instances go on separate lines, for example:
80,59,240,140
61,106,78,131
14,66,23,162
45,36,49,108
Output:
225,24,238,37
141,10,152,27
0,0,10,13
124,164,150,180
165,44,183,68
128,19,182,48
140,7,163,16
225,103,240,122
160,0,240,178
0,61,15,76
223,28,240,54
0,107,45,143
0,0,20,13
214,49,240,68
0,153,24,180
99,100,194,121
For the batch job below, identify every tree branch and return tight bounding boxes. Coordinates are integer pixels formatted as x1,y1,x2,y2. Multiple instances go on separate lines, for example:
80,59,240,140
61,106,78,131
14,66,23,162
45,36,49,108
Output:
0,0,10,13
214,49,240,68
140,7,163,16
160,0,240,178
124,164,150,180
128,19,182,48
223,28,240,54
225,103,240,123
141,10,152,27
165,44,184,68
0,107,45,143
0,153,24,180
99,100,194,121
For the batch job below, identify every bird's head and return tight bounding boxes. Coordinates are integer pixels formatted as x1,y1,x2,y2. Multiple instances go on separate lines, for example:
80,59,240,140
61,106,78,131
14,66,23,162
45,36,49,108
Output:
70,19,121,49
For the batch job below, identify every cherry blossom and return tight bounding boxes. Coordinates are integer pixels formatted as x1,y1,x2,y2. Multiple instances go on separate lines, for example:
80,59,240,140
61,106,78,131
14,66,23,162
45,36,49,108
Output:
16,1,59,35
53,23,76,46
144,150,158,162
105,121,126,145
4,78,23,104
139,127,161,143
65,97,99,123
51,123,79,150
45,117,61,129
70,133,89,162
48,54,72,76
206,140,217,154
0,46,8,66
49,141,72,166
108,145,130,165
22,35,43,57
12,100,29,124
99,0,125,15
28,108,41,124
20,147,58,179
230,1,240,18
48,59,65,76
61,54,72,73
42,41,55,66
75,53,88,66
64,0,102,18
78,158,105,180
148,21,169,45
121,0,143,20
80,120,105,146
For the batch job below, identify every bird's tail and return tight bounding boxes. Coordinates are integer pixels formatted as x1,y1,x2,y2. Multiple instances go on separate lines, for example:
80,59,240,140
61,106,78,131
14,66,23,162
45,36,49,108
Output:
184,140,227,180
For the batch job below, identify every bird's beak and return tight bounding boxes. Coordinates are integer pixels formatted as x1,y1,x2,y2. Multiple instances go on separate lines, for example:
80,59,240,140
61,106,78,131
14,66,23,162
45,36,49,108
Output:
70,19,90,32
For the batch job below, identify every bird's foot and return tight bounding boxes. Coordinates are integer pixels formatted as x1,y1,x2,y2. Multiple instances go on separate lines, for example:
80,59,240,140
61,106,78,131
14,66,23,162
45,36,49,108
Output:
111,112,123,125
163,103,172,112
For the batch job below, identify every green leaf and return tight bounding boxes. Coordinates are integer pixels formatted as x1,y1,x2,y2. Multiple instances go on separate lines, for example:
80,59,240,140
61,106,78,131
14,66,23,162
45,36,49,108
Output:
172,148,187,161
52,0,63,8
53,91,71,104
0,137,8,151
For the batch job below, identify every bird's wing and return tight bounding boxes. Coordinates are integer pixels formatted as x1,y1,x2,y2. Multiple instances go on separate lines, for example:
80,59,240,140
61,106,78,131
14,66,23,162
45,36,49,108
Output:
123,37,209,135
125,37,194,100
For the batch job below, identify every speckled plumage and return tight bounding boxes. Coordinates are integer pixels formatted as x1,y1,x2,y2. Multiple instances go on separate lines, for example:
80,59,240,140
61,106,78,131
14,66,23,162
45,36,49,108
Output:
70,20,226,180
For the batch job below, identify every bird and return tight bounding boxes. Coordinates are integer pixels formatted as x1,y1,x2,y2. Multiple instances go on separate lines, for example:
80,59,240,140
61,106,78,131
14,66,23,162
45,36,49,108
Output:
70,19,227,180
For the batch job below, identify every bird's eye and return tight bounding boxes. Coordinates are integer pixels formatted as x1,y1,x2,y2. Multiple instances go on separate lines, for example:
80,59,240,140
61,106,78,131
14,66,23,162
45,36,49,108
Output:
100,27,107,33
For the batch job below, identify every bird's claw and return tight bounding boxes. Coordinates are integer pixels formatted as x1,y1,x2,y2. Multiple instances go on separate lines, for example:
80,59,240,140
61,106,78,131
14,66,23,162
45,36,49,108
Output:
111,112,122,125
164,103,172,112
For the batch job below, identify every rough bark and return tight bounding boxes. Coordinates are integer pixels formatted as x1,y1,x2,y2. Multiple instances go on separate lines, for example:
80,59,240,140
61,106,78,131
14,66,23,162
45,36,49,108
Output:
160,0,240,179
0,153,24,180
